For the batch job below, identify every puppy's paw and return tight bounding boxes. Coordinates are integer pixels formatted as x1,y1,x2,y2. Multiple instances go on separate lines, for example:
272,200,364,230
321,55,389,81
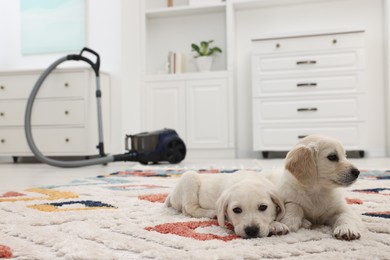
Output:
301,218,312,229
333,224,361,240
269,221,289,236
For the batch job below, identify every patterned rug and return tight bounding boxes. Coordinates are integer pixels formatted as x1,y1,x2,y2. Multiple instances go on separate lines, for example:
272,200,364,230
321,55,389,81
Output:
0,167,389,259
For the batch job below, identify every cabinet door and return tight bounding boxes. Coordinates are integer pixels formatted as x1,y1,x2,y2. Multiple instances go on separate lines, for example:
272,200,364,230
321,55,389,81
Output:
144,81,186,139
186,79,228,148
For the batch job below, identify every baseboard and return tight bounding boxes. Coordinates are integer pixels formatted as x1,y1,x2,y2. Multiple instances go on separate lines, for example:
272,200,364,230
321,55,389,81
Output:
186,149,235,159
235,150,260,159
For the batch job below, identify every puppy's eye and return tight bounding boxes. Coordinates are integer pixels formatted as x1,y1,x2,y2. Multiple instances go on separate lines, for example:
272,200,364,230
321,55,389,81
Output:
232,207,242,214
327,153,339,162
258,205,268,211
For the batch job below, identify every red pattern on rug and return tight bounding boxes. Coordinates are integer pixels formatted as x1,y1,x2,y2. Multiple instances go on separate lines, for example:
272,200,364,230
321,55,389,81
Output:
138,193,168,203
0,244,12,258
346,198,364,205
1,191,25,198
145,220,239,242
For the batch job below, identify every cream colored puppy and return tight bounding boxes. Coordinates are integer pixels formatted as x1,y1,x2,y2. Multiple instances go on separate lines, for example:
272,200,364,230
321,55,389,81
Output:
277,135,363,240
165,170,288,238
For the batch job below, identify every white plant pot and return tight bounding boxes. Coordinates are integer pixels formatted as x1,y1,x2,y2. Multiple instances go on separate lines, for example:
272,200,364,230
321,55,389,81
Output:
196,56,213,72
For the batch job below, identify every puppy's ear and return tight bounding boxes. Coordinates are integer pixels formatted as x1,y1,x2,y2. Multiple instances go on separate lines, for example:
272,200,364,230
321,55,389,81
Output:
285,144,317,186
216,191,229,227
269,191,285,221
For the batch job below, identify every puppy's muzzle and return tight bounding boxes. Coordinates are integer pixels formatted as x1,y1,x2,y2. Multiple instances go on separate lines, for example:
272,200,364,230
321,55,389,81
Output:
244,226,259,238
340,167,360,186
334,167,360,186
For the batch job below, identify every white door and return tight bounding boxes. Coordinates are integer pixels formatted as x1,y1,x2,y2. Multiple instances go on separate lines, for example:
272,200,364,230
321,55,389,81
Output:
186,79,228,148
144,81,186,139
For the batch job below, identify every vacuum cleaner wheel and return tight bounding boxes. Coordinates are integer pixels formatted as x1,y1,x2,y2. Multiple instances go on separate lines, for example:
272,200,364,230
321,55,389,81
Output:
166,138,186,164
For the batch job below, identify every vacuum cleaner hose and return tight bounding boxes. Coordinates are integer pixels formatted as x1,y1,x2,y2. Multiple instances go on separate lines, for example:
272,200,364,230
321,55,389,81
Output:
25,54,115,168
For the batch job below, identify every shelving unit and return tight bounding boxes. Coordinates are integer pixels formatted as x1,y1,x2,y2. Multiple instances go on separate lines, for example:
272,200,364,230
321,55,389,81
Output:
142,3,228,75
140,0,235,158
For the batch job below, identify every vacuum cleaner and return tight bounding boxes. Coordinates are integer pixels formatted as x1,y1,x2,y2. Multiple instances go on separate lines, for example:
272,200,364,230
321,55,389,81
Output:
25,47,186,168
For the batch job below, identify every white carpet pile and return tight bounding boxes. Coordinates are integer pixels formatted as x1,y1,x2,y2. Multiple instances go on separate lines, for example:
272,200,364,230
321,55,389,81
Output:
0,167,389,259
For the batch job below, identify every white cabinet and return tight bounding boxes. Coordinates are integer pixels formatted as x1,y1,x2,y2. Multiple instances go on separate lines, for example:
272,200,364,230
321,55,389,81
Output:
186,78,228,148
0,68,110,159
251,30,367,157
145,81,186,139
144,73,230,150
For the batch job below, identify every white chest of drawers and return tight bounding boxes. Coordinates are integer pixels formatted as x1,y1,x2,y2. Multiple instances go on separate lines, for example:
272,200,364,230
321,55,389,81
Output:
0,68,110,160
251,30,367,157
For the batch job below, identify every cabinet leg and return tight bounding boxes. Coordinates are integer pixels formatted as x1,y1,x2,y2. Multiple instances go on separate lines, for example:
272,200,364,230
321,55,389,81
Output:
12,156,18,163
358,150,365,158
262,151,269,159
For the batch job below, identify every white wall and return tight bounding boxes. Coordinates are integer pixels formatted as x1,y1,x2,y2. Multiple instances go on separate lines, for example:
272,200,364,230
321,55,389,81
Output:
234,0,387,157
0,0,142,155
1,0,388,160
121,0,142,145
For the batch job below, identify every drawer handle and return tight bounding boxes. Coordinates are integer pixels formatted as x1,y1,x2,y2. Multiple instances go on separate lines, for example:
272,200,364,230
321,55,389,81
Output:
0,112,4,116
0,85,4,90
298,135,308,139
296,60,317,65
65,138,70,143
297,108,318,112
65,83,69,87
297,82,317,87
64,110,69,115
0,139,5,143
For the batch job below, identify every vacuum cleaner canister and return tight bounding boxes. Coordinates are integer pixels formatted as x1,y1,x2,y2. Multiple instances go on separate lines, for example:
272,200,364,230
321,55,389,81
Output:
126,129,187,165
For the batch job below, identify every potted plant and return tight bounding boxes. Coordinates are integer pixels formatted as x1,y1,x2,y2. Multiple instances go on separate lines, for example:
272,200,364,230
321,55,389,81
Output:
191,40,222,72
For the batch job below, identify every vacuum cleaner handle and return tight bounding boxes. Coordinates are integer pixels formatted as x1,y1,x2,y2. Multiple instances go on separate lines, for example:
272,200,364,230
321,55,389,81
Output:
80,47,100,73
67,47,100,76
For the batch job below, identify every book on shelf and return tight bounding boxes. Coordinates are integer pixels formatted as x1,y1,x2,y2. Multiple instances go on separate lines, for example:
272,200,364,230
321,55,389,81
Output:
168,51,186,74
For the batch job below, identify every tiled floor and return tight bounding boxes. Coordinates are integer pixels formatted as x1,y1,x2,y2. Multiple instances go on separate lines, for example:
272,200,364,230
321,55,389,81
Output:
0,157,389,193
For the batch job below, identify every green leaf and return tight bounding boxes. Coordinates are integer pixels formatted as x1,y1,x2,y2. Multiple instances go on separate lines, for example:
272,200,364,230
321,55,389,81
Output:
207,47,222,56
191,43,201,56
200,41,209,56
191,40,221,57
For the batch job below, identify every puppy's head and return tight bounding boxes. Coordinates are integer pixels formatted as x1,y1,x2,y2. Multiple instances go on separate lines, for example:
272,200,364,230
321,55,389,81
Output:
285,135,360,188
216,180,285,239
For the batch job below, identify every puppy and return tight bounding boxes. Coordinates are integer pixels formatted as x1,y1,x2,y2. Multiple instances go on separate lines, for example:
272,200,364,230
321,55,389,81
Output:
277,134,363,240
165,170,288,238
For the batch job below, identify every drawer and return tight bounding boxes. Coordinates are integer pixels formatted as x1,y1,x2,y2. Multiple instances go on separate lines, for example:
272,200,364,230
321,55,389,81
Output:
253,124,363,151
253,96,364,122
251,31,364,55
253,72,364,96
254,50,364,74
0,128,89,154
0,71,88,99
0,99,85,126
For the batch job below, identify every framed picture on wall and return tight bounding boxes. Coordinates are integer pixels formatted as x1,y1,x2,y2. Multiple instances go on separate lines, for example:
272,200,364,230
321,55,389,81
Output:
20,0,86,55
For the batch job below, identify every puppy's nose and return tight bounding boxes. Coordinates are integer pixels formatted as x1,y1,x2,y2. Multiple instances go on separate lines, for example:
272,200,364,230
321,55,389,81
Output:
244,226,259,238
351,168,360,178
